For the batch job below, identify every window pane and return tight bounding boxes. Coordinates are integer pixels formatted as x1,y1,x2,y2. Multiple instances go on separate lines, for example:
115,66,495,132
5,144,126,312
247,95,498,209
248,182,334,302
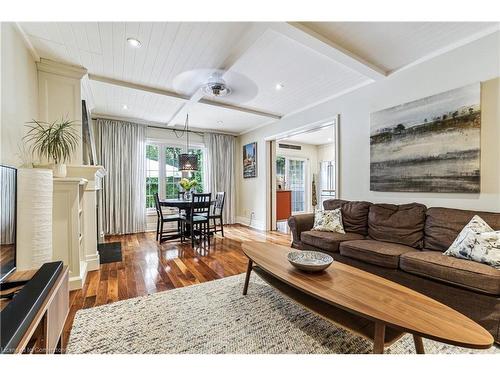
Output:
165,146,182,199
289,159,305,212
146,144,159,208
189,148,204,193
276,156,285,188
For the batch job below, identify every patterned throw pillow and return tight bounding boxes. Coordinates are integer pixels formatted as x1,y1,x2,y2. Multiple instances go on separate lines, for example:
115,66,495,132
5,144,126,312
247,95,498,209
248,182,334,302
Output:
312,209,345,233
444,215,500,269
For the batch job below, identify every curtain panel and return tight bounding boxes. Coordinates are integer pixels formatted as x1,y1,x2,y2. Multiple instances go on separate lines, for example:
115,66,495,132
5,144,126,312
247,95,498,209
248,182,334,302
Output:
94,118,146,235
205,133,236,224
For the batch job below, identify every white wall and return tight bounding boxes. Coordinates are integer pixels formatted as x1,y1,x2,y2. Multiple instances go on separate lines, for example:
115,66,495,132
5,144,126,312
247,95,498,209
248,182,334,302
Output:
236,31,500,229
317,143,334,162
1,23,38,167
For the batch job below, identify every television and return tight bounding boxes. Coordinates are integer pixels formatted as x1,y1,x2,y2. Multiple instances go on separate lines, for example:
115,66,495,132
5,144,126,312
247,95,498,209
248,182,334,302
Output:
0,165,16,282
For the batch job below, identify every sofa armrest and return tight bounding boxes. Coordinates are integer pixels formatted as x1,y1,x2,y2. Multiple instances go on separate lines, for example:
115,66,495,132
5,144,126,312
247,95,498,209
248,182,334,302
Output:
287,213,315,248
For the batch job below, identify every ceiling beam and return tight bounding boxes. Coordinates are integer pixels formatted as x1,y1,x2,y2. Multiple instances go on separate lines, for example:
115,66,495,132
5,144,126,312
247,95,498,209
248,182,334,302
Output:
88,74,281,122
268,22,387,81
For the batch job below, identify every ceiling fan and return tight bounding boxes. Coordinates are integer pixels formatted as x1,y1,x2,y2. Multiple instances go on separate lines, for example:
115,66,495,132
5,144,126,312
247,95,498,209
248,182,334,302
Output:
172,68,258,103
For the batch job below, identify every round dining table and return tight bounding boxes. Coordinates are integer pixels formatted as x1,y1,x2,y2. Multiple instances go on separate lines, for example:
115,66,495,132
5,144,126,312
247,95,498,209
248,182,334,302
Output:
160,198,213,211
159,198,212,242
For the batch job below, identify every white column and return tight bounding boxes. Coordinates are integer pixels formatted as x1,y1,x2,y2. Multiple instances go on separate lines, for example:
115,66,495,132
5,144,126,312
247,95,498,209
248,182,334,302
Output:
37,59,87,165
66,165,106,272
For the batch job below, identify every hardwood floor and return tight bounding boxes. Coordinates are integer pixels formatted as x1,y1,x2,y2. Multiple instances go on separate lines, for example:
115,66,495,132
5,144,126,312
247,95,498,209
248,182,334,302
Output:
62,224,291,350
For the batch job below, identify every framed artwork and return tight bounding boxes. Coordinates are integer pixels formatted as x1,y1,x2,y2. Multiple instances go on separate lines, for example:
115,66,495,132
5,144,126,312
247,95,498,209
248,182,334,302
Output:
370,83,481,193
243,142,257,178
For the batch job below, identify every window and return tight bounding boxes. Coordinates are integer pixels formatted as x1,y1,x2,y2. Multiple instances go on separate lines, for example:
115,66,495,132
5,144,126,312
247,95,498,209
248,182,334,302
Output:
146,144,159,209
146,143,205,210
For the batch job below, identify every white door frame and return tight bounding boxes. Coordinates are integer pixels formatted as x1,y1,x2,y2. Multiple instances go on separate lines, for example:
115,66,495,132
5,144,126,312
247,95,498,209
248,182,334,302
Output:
265,115,340,231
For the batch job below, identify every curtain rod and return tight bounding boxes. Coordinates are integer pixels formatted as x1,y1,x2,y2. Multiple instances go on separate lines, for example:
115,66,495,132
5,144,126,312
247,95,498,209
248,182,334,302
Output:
91,116,236,137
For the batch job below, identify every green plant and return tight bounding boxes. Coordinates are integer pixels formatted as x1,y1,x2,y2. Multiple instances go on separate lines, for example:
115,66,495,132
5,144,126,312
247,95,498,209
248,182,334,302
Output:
23,118,79,164
179,177,197,191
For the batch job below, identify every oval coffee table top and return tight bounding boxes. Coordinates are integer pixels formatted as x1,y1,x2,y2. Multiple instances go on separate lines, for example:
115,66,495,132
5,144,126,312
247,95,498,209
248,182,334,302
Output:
242,241,494,349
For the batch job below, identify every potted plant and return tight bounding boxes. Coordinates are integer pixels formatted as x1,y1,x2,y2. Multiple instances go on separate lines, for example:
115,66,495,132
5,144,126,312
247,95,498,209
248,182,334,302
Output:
179,177,198,200
23,118,80,178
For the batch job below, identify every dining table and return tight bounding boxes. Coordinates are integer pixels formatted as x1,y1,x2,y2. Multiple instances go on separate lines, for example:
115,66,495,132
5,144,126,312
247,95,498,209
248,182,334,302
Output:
159,198,213,242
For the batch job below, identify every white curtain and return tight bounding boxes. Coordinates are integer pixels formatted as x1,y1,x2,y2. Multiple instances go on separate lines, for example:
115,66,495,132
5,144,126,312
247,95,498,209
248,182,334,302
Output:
94,118,146,234
205,133,236,224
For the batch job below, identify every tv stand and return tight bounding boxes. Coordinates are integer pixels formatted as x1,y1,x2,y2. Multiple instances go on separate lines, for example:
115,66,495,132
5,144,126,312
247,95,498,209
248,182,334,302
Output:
0,262,69,353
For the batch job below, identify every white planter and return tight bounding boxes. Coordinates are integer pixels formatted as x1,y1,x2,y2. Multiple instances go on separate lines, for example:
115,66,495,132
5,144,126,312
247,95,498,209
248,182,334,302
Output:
16,168,53,271
53,163,67,178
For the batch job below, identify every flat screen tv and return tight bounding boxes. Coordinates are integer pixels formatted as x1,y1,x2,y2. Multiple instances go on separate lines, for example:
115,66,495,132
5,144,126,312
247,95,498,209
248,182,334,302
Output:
0,165,17,282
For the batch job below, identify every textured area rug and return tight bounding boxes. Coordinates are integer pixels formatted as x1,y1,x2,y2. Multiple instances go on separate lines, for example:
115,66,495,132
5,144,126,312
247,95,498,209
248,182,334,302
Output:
67,273,499,354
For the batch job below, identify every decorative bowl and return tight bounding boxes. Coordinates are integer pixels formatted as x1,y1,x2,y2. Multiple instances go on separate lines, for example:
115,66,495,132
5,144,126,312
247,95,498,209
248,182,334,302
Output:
287,251,333,272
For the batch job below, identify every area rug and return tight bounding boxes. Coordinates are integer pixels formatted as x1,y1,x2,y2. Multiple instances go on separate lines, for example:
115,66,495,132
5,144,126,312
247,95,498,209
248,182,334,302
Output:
97,242,122,264
67,273,499,354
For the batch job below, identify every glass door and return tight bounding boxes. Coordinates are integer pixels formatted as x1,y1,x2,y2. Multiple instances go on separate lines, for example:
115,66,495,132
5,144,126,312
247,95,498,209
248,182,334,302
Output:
276,156,307,213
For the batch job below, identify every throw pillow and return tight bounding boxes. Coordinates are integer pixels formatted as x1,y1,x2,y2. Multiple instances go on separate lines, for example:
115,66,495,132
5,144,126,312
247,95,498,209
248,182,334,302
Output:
312,209,345,233
444,215,500,269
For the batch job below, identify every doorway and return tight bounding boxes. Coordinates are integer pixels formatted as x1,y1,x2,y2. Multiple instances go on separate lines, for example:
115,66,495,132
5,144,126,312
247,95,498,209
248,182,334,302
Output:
268,116,339,233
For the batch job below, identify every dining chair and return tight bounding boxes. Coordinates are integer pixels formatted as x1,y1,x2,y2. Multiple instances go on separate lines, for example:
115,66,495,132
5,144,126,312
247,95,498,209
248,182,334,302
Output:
154,193,182,242
180,193,212,248
208,192,226,237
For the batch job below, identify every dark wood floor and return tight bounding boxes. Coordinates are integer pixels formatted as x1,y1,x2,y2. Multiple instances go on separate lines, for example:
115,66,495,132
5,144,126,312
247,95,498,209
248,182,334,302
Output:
62,224,291,349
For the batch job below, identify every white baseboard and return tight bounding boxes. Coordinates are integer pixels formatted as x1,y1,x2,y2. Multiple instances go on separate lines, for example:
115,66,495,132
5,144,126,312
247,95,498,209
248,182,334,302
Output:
236,216,266,231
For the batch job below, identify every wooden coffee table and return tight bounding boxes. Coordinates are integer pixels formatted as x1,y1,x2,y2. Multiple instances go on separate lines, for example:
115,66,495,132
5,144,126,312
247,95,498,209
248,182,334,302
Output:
241,241,494,354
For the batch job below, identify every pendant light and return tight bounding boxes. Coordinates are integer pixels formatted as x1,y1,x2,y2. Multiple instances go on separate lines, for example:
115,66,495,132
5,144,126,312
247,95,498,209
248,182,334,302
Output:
178,114,198,172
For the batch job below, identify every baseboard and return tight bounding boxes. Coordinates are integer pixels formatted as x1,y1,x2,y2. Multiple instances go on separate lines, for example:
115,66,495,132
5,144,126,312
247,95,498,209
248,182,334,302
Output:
85,254,100,272
236,216,266,231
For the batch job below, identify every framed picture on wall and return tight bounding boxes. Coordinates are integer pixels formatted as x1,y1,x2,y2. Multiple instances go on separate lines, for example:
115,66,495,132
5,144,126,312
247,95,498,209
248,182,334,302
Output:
370,83,481,193
243,142,257,178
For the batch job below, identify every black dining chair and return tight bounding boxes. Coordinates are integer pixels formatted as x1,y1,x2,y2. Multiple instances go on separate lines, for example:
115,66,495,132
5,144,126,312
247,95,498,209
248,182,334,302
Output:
180,193,212,248
154,193,182,242
208,192,226,237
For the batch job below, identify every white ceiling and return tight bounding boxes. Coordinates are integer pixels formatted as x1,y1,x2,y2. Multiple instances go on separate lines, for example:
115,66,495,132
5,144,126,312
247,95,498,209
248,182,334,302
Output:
17,21,499,134
302,22,499,72
279,126,334,146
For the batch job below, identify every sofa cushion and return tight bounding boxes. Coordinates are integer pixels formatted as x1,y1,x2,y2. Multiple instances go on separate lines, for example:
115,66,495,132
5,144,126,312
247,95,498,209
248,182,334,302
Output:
323,199,371,235
368,203,426,248
400,251,500,295
339,240,416,269
425,207,500,252
301,231,364,253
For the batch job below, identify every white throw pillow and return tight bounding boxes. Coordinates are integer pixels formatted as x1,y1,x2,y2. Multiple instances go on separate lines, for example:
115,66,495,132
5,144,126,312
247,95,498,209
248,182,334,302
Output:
312,208,345,233
444,215,500,269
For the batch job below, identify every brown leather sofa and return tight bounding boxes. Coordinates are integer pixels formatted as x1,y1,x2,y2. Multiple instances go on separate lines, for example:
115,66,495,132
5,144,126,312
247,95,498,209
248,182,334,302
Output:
288,199,500,343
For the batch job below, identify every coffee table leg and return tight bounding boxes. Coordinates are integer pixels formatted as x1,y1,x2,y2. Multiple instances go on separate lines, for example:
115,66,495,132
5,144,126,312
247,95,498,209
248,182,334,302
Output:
242,259,253,295
413,335,425,354
373,322,386,354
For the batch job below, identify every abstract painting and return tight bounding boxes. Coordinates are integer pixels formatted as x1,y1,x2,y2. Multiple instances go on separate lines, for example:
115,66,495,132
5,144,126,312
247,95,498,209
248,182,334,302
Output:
243,142,257,178
370,83,481,193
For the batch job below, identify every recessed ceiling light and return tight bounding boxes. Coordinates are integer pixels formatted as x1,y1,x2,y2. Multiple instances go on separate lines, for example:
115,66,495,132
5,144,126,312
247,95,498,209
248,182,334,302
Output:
122,104,128,110
217,120,224,125
275,83,284,90
327,138,332,142
127,37,142,48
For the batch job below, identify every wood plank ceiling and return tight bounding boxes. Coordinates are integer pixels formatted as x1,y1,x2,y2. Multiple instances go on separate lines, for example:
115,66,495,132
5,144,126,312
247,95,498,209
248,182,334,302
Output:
17,21,498,134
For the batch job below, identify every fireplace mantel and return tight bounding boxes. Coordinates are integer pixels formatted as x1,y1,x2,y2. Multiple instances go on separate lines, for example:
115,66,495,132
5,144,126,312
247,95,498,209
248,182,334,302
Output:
65,165,107,280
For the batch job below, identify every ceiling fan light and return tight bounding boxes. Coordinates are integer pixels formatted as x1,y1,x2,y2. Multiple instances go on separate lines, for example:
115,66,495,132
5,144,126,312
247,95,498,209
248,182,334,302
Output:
202,73,232,97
